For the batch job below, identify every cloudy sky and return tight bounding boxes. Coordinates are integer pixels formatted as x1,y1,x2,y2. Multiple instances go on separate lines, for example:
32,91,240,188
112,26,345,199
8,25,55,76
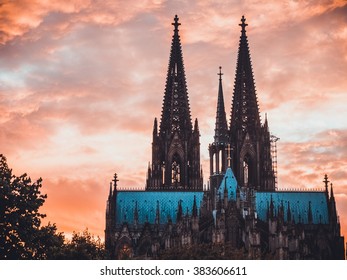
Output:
1,0,346,239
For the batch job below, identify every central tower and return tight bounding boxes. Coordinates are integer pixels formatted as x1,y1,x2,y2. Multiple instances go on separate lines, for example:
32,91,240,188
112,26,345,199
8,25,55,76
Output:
146,15,203,191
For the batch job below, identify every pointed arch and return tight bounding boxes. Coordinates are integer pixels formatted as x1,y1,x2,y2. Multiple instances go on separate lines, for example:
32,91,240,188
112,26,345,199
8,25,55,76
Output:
168,143,184,187
115,235,132,259
171,153,182,186
240,138,256,187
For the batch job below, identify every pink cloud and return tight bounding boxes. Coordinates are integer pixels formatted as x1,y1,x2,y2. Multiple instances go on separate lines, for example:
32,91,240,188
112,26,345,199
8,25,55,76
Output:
1,1,346,240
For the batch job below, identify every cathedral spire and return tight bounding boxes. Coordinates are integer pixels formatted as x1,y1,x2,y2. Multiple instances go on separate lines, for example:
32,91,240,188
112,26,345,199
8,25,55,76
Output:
330,182,335,200
230,15,261,135
194,118,199,133
134,201,139,225
155,200,160,225
146,15,202,191
159,15,192,135
153,118,158,136
269,195,274,219
214,66,228,143
308,201,313,224
227,16,274,191
287,201,292,223
192,195,198,217
108,182,112,198
177,200,183,221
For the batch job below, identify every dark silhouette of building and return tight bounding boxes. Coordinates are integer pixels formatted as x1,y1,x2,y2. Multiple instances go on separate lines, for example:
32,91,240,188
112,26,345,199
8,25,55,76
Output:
146,15,202,191
105,15,345,259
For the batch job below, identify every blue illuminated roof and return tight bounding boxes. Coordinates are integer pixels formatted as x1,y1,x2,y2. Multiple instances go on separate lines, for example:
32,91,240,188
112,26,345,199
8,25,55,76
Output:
116,191,204,225
217,167,238,201
255,191,329,224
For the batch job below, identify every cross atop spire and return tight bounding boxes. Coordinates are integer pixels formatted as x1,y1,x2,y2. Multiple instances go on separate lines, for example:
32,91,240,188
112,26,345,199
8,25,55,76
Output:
218,66,223,81
239,15,248,34
172,15,181,32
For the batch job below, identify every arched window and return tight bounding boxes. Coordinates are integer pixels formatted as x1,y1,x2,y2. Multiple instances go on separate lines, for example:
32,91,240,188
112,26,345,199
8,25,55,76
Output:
243,160,249,186
243,154,252,187
161,162,165,185
171,154,181,186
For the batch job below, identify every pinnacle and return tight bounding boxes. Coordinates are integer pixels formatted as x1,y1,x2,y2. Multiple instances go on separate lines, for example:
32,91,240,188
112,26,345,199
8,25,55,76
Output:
214,66,228,143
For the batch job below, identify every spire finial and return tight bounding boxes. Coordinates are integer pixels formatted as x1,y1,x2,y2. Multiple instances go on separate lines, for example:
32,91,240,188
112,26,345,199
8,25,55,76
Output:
239,15,248,34
172,15,181,32
218,66,223,81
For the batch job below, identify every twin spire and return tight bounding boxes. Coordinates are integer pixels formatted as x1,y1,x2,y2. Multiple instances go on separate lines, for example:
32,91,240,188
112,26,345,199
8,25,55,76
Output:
148,15,202,191
214,15,262,143
159,15,192,135
160,15,260,140
230,15,261,135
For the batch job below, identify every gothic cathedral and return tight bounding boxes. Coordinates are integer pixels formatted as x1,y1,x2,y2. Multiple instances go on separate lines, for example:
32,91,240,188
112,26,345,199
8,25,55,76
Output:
105,15,345,259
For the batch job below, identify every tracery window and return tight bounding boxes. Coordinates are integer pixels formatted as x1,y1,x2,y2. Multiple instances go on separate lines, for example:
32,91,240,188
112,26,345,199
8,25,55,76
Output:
171,154,181,186
243,155,252,186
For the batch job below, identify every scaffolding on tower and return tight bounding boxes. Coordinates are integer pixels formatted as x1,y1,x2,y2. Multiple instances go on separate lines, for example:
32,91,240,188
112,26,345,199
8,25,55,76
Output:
270,135,280,189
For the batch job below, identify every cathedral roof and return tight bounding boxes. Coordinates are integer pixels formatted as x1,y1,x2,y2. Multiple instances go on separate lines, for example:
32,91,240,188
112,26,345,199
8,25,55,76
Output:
115,191,204,224
216,166,329,225
255,191,329,224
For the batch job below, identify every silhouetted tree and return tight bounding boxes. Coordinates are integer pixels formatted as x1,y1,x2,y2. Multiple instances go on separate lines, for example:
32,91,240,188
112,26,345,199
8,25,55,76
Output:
0,154,108,259
0,154,48,259
54,229,108,260
32,223,65,259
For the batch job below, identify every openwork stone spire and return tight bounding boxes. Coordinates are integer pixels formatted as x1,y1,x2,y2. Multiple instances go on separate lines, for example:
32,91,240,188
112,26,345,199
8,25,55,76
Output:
226,16,275,191
230,15,261,136
159,15,192,135
147,15,202,191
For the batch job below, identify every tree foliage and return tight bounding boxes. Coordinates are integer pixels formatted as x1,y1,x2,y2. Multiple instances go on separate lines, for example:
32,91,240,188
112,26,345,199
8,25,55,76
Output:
51,229,108,260
0,154,48,259
0,154,108,259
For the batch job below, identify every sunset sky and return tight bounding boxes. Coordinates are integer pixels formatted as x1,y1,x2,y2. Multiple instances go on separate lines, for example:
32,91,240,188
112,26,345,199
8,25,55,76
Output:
1,0,346,240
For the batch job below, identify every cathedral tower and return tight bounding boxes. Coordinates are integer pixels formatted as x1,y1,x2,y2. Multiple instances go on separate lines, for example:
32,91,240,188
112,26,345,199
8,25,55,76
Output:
146,15,203,191
229,16,275,191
